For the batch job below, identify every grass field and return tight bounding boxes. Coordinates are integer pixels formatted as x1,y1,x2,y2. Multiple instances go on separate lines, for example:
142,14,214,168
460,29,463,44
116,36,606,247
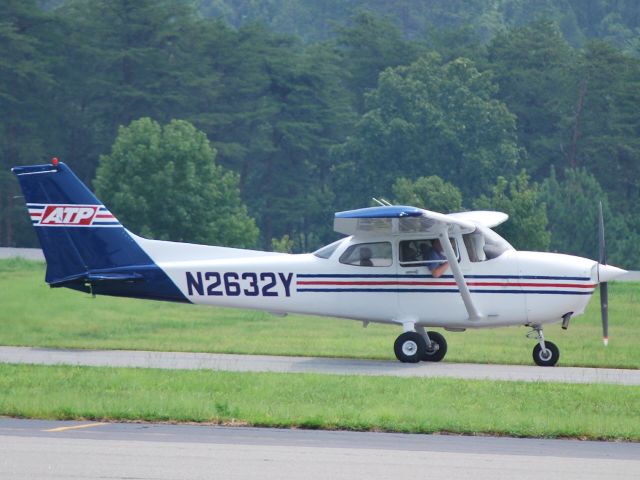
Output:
1,363,639,441
1,258,638,368
1,258,639,440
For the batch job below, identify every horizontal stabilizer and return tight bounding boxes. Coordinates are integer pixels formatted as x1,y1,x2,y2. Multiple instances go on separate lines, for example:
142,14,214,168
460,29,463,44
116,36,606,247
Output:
49,270,144,288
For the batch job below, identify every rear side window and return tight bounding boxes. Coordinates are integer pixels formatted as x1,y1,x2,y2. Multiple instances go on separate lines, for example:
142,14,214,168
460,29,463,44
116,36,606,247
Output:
339,242,392,267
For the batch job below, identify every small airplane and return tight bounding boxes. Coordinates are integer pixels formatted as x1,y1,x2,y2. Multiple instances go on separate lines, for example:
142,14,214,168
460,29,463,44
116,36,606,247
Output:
12,159,627,366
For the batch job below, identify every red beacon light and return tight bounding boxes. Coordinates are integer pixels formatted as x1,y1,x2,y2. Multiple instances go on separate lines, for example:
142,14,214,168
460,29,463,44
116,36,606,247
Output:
51,157,59,166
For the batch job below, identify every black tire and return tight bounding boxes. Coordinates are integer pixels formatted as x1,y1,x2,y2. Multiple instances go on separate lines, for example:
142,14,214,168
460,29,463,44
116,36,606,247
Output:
394,332,427,363
532,341,559,367
422,331,448,362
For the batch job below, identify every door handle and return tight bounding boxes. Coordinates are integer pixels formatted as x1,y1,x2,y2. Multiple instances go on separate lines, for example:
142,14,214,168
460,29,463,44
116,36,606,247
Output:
405,269,418,274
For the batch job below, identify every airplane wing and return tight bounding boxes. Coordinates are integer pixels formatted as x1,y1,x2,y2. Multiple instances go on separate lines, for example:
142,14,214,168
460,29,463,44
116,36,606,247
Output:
334,206,476,236
447,210,508,228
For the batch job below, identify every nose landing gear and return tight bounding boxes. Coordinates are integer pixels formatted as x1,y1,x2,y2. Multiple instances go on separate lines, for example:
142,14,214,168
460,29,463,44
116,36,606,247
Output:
528,326,560,367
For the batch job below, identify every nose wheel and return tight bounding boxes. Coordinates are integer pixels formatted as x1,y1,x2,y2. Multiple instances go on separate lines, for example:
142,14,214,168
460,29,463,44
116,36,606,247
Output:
528,326,560,367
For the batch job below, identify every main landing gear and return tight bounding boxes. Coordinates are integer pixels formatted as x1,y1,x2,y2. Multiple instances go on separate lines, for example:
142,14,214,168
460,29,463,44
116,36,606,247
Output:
394,328,448,363
527,326,560,367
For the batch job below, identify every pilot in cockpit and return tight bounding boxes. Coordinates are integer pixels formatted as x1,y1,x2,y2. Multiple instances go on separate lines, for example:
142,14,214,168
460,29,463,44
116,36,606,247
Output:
359,247,374,267
422,239,449,278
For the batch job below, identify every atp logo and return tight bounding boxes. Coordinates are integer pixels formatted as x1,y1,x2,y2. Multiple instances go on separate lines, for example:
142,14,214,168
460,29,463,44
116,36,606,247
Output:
39,205,99,226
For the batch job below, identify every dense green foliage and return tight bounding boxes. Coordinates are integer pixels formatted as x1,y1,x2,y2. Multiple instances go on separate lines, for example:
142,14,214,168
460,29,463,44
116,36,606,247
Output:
475,172,551,251
201,0,640,52
334,55,520,207
392,176,463,213
540,168,632,264
94,118,259,247
2,1,640,265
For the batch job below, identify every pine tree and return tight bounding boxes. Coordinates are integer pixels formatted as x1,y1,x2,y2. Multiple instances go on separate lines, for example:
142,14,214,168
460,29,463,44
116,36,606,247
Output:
0,0,54,246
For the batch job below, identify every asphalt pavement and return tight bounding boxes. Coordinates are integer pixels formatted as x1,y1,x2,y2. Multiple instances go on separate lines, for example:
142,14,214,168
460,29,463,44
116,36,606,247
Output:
1,418,638,480
1,346,639,385
0,248,45,261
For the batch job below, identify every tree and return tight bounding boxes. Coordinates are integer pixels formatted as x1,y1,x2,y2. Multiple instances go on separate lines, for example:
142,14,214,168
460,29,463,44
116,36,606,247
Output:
486,20,576,179
568,41,640,214
427,25,486,63
474,172,550,251
50,0,203,182
0,0,54,246
392,176,463,212
333,54,520,208
540,167,637,267
334,11,424,113
94,118,259,248
202,26,353,251
271,234,294,253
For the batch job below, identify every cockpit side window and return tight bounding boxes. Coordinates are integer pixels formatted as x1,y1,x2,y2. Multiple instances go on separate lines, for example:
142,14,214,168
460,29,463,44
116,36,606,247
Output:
399,238,459,267
339,242,392,267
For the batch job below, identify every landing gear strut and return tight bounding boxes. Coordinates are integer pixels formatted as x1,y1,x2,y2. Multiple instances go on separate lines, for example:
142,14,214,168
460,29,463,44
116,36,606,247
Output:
527,326,560,367
416,327,448,362
394,329,448,363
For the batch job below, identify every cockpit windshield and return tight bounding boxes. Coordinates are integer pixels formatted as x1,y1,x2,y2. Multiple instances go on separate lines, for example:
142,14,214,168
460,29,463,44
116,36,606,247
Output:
481,226,514,258
463,225,514,262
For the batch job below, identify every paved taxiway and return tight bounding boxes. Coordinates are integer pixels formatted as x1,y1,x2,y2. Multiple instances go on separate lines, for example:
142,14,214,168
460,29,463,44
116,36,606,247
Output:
1,346,639,385
1,418,639,480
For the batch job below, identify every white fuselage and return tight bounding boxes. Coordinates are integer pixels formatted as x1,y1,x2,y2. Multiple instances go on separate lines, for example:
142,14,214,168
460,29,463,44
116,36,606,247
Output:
134,231,599,330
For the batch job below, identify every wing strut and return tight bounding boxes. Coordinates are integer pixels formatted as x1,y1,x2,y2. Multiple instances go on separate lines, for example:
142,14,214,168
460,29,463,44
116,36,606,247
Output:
438,230,483,321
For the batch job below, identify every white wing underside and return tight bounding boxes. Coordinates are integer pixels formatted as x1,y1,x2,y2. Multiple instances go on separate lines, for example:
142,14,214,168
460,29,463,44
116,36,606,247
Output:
334,207,507,237
447,210,509,228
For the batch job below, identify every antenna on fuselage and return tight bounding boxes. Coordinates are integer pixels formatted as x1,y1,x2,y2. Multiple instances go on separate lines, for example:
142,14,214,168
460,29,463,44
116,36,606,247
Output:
372,197,392,207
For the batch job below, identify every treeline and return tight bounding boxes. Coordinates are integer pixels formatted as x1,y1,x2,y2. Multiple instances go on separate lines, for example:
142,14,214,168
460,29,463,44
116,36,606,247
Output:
201,0,640,52
1,1,640,266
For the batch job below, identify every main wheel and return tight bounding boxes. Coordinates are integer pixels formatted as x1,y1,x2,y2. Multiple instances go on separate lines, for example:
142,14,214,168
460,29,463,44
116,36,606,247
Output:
394,332,426,363
422,331,447,362
532,341,559,367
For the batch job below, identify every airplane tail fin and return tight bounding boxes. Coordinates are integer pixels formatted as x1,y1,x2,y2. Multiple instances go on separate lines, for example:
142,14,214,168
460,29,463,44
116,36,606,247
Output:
11,161,185,302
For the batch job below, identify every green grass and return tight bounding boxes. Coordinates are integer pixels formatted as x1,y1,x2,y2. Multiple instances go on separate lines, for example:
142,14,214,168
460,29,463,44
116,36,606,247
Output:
1,258,639,368
1,363,638,440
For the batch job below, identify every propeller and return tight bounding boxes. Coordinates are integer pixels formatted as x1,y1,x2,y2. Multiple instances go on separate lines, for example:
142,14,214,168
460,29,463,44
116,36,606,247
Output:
597,202,608,346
